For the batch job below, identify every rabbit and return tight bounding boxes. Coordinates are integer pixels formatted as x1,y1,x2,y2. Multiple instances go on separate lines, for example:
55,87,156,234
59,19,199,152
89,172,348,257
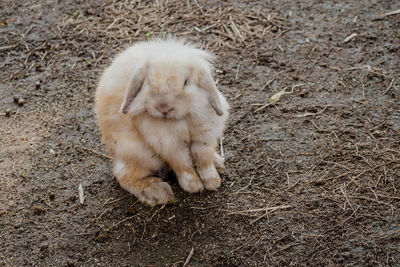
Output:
95,39,229,206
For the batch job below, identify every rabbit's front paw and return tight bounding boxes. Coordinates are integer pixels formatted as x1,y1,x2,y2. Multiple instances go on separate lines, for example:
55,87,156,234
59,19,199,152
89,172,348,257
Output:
198,166,221,191
177,171,204,193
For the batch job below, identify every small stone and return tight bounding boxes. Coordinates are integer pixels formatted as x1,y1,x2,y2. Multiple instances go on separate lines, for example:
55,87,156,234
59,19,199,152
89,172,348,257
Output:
33,205,46,215
18,98,25,105
5,109,13,117
35,81,41,89
13,95,25,106
298,90,309,98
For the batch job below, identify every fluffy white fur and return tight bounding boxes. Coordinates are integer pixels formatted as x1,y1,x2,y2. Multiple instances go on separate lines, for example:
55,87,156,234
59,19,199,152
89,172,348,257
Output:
95,39,229,206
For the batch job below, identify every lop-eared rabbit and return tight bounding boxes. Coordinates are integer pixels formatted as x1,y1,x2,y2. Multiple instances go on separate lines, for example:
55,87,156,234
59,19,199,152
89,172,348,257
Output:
95,39,229,206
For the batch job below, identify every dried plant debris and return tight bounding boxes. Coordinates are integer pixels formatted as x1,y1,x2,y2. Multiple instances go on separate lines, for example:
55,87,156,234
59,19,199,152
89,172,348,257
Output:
0,0,399,266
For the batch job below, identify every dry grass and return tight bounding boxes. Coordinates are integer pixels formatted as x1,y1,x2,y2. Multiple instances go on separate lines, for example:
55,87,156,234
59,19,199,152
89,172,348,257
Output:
0,0,399,266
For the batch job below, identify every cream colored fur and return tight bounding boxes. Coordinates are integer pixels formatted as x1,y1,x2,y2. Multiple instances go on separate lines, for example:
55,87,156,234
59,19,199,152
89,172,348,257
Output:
95,39,229,206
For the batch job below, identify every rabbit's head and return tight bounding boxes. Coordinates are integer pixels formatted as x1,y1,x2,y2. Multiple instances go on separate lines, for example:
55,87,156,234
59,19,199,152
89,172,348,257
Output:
120,46,224,120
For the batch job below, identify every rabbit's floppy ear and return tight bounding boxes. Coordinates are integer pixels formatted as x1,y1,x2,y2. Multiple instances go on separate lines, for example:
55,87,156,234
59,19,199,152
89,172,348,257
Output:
120,63,148,114
197,69,224,116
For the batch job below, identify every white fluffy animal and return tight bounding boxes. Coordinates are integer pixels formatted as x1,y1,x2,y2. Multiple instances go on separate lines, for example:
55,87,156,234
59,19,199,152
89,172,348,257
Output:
95,39,229,206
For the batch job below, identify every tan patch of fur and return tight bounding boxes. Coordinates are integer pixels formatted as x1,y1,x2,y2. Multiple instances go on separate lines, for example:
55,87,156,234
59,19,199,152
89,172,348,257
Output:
116,161,152,193
190,142,221,190
167,76,178,89
95,91,125,156
191,143,214,168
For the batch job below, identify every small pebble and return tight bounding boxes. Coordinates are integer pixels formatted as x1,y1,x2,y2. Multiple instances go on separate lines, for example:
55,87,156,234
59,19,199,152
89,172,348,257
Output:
298,91,309,97
33,205,46,215
5,109,13,117
40,244,48,251
13,95,25,106
35,81,41,89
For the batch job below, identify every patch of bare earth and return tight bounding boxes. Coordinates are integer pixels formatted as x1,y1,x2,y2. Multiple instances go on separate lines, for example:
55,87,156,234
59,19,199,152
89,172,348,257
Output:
1,0,399,266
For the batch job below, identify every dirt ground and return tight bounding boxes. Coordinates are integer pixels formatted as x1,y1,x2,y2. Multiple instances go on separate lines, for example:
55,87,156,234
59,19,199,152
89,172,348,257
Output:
1,0,399,266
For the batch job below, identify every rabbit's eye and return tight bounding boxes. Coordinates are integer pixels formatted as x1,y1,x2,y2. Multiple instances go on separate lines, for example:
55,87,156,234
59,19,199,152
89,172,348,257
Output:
184,79,188,86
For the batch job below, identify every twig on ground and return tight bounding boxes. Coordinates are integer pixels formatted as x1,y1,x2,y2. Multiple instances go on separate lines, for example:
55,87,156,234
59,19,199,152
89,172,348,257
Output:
310,120,331,133
383,77,395,94
343,33,358,43
259,77,275,92
229,237,257,254
235,63,240,80
331,64,387,77
360,72,366,98
78,146,111,160
106,215,136,232
348,195,393,208
0,44,17,51
274,29,290,39
296,106,328,118
148,204,166,222
254,83,307,112
380,9,400,18
101,196,129,208
376,194,400,201
78,184,85,205
233,176,254,194
95,207,113,224
340,186,354,211
339,205,361,226
140,221,146,241
183,247,194,267
342,205,361,224
271,242,301,255
228,205,292,215
250,211,269,224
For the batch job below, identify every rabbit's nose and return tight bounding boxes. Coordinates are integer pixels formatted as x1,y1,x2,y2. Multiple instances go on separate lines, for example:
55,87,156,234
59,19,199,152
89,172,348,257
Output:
156,102,174,115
